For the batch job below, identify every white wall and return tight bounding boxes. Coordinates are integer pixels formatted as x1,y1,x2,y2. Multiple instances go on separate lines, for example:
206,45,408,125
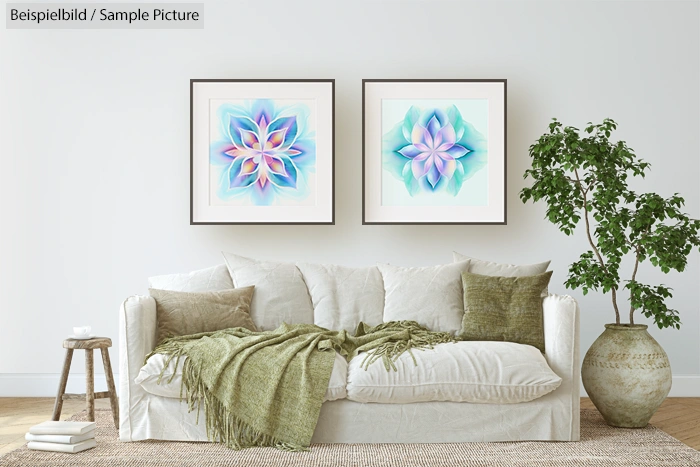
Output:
1,0,698,396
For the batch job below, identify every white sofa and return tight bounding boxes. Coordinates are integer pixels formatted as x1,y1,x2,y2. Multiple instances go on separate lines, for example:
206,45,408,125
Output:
119,261,580,444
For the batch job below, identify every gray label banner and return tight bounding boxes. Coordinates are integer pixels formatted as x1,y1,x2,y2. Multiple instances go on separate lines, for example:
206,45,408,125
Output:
6,3,204,29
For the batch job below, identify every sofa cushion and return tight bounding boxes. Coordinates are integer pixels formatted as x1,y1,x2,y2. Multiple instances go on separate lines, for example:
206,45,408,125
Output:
453,252,551,296
149,287,257,343
136,351,348,402
148,265,234,292
222,252,314,330
297,263,384,333
453,252,551,276
377,261,470,334
346,341,561,404
459,271,553,352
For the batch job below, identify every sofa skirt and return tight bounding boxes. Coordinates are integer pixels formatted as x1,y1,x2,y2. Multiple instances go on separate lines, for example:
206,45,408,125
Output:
119,390,578,443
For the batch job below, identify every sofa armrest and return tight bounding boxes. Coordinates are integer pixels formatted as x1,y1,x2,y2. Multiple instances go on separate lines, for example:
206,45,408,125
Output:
543,293,580,439
118,295,157,441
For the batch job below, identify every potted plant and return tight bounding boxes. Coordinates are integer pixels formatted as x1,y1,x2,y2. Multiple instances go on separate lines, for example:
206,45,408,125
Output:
520,118,700,427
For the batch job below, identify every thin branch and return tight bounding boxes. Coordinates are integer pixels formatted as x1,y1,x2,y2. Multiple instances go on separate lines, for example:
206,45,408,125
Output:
629,247,640,325
587,177,597,190
573,168,621,324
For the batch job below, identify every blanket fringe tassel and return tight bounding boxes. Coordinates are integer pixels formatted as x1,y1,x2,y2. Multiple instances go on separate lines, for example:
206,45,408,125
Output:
359,321,456,371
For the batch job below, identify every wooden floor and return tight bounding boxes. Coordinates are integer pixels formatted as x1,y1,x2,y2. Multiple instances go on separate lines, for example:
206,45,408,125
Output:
0,398,698,455
581,397,700,449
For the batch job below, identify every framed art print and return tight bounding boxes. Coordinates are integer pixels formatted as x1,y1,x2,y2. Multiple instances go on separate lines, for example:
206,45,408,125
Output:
362,79,506,224
191,79,334,224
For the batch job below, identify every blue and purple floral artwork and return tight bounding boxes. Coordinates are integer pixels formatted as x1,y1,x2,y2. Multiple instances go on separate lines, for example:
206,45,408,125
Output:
382,99,488,206
209,99,316,206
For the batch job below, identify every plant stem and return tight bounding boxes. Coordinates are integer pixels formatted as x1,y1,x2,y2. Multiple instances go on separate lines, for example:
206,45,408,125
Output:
573,169,621,324
629,248,640,325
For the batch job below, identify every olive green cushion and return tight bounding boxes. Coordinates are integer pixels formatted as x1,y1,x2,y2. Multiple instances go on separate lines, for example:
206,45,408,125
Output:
458,271,553,352
150,286,257,343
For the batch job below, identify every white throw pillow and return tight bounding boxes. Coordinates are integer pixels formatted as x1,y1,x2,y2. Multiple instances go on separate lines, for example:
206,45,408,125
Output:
346,341,561,404
453,252,550,276
222,253,314,330
297,263,384,333
136,352,348,402
452,252,551,296
377,260,470,334
148,265,233,292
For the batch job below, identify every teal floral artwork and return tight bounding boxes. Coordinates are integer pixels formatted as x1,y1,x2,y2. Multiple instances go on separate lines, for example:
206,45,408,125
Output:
210,99,316,206
191,79,334,224
382,101,488,202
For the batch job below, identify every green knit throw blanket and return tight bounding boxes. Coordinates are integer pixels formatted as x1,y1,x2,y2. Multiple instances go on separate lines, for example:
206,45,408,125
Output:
148,320,455,451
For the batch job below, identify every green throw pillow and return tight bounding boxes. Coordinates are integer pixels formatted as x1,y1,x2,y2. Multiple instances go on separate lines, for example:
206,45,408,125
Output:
458,271,553,352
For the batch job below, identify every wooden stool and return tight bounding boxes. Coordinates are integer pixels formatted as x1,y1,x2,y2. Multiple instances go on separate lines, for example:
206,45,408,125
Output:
51,337,119,429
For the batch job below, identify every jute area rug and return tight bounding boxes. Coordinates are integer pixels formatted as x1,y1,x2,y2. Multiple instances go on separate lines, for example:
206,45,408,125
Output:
2,409,699,467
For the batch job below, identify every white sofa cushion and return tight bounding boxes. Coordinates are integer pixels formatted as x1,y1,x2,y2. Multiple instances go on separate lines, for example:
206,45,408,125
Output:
453,252,551,277
297,263,384,333
377,260,470,334
346,341,562,404
135,353,187,399
136,351,348,402
453,253,551,296
222,253,314,330
148,265,233,292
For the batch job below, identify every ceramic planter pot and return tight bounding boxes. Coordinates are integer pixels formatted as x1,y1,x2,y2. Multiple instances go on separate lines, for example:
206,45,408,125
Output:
581,324,671,427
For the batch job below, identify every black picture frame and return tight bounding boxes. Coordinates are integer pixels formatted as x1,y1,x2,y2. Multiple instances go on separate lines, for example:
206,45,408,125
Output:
190,79,335,225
